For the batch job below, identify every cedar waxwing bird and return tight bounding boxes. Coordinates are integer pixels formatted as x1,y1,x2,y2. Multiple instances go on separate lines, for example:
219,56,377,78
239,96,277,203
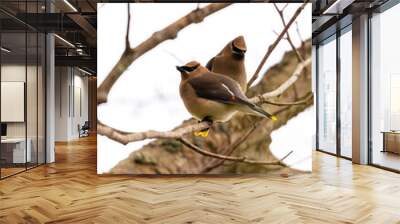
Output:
206,35,248,91
177,61,277,137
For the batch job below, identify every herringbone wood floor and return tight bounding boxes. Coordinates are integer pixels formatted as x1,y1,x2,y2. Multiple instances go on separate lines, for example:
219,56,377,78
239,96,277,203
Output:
1,135,400,224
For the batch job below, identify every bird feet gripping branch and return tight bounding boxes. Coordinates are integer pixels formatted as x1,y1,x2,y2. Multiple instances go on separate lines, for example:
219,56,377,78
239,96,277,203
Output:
194,117,213,137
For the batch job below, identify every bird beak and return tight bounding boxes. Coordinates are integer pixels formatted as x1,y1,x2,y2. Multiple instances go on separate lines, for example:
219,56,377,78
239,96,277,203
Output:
176,65,186,73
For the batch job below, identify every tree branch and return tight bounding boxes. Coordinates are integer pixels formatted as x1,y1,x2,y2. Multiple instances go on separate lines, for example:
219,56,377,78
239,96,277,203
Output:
97,120,211,145
126,3,131,49
273,3,304,62
246,0,309,90
258,92,313,106
179,137,293,166
250,57,311,103
295,21,304,44
201,124,259,173
97,3,231,105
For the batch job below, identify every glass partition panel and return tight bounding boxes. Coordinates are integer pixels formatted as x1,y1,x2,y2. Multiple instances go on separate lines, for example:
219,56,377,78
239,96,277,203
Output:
371,4,400,171
317,35,337,154
0,1,46,179
38,32,45,165
1,30,27,177
27,30,38,169
26,0,39,169
339,27,352,158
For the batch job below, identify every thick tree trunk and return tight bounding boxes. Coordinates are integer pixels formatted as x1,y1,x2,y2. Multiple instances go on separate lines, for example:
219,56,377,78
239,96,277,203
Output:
110,40,312,174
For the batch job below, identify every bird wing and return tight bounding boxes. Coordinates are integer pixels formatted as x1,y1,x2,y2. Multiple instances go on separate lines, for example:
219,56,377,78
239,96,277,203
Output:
187,72,249,105
187,72,276,120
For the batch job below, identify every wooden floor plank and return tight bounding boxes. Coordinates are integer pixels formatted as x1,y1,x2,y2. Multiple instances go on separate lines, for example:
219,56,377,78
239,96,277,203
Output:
0,135,399,223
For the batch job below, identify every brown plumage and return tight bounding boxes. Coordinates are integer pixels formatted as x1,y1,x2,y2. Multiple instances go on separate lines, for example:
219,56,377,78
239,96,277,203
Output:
206,35,247,91
177,61,276,124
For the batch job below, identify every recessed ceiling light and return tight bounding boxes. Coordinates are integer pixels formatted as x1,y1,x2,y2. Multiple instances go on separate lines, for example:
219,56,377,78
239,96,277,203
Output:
323,0,354,15
63,0,78,12
54,34,75,48
1,47,11,53
78,67,93,76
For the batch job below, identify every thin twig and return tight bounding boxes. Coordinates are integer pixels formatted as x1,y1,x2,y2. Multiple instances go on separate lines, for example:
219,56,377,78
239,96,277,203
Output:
281,3,289,11
250,57,311,103
295,21,304,43
179,137,293,166
201,124,259,173
246,0,309,90
272,29,288,40
258,92,313,106
273,3,304,62
126,3,131,49
97,120,211,145
163,49,185,64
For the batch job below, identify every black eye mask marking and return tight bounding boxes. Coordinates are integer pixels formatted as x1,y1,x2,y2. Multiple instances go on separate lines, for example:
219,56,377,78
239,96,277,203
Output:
231,42,246,54
182,64,199,72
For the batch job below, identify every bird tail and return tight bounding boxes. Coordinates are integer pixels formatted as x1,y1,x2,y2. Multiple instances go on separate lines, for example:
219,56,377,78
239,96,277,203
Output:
237,99,277,121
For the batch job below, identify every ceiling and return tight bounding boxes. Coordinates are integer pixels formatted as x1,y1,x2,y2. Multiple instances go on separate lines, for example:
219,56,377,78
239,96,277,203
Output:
312,0,390,43
0,0,97,75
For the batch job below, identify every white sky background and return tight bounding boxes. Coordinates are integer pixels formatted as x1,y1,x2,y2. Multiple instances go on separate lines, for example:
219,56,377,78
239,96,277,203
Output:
97,3,313,174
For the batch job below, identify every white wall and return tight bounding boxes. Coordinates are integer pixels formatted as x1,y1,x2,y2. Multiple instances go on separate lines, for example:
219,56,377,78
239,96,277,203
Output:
1,65,37,138
72,73,89,138
55,67,69,141
1,63,46,164
1,66,26,137
55,67,89,141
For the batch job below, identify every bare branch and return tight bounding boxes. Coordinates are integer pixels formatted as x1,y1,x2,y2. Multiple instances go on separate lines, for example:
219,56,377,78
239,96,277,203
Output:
246,0,309,90
97,120,211,145
258,92,313,106
97,3,231,105
295,21,304,43
251,57,311,104
126,3,131,49
180,137,293,166
273,3,304,62
97,56,311,145
163,49,185,64
201,124,259,173
281,3,289,11
272,29,288,40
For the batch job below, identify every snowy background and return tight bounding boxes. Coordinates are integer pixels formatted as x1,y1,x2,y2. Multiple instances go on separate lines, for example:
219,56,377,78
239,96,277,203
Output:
97,3,313,174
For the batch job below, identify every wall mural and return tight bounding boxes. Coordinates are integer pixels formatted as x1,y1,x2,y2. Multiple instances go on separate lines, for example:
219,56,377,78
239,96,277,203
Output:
97,3,313,175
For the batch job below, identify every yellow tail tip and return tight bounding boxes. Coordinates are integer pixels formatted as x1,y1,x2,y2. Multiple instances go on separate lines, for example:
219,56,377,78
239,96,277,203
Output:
271,115,278,121
194,129,209,137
